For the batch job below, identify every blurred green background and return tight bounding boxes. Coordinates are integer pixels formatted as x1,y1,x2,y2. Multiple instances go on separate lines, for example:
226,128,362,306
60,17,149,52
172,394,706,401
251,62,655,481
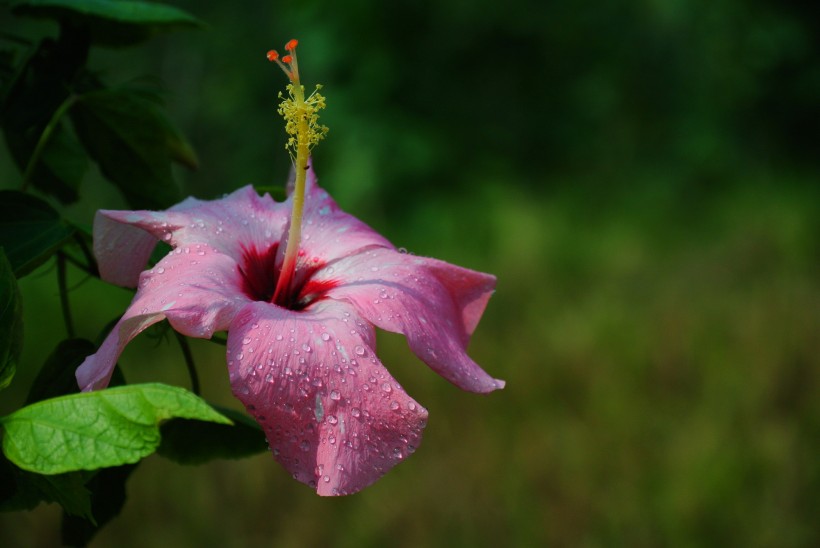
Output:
2,0,819,546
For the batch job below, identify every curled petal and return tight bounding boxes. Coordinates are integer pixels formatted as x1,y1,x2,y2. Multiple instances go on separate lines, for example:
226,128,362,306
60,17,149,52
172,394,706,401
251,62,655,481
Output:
95,186,291,270
93,211,158,288
77,243,249,391
318,248,504,393
227,300,427,496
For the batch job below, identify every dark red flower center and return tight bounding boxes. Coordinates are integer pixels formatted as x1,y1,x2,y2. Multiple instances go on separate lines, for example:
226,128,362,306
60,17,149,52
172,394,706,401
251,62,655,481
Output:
238,243,336,310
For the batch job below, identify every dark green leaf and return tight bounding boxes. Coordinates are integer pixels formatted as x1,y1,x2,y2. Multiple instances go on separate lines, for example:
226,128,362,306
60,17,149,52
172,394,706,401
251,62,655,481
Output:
1,30,91,204
0,453,92,520
0,249,23,391
61,464,137,546
0,191,75,277
26,339,96,405
0,383,231,474
71,88,197,209
12,0,205,47
30,122,89,203
158,406,268,465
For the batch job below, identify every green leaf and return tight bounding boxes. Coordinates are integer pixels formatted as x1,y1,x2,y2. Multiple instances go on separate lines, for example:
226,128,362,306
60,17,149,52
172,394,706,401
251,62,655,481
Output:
71,88,197,209
26,339,96,405
0,191,75,277
0,249,23,391
12,0,205,47
0,383,231,474
158,406,268,465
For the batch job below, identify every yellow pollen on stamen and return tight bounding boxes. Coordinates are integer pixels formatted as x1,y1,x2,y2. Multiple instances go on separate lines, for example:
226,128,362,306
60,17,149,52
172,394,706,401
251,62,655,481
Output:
267,38,329,305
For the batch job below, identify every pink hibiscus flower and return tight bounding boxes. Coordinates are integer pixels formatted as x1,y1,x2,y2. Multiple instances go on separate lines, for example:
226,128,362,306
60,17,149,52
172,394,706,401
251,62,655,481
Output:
77,164,503,495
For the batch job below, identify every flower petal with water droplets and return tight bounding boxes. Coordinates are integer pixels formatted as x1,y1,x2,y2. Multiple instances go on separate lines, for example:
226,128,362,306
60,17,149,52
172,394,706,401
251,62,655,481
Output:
317,247,504,393
77,243,250,391
226,299,428,496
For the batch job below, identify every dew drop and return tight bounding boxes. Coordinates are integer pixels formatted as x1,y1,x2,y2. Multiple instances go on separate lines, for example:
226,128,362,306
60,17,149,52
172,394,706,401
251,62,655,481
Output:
381,382,392,393
321,332,331,341
354,345,366,356
330,390,341,401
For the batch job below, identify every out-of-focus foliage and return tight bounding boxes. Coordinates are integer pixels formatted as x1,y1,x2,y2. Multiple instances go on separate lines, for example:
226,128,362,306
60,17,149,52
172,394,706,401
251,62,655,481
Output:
1,0,818,546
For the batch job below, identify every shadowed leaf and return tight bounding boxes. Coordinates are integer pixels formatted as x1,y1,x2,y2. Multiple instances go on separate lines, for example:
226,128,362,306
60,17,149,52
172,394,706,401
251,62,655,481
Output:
0,250,23,391
12,0,204,47
158,406,268,465
0,191,75,277
71,88,197,209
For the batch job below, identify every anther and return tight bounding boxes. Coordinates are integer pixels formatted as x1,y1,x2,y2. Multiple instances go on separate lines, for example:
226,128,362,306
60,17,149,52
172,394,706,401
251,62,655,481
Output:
267,50,279,62
285,39,298,51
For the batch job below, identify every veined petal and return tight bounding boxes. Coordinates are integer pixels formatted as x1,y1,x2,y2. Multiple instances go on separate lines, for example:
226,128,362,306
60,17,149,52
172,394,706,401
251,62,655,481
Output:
226,300,428,496
95,186,291,280
77,243,249,391
317,248,504,393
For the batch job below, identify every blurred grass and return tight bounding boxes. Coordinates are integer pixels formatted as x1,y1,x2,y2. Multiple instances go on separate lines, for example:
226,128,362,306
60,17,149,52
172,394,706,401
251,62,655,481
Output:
2,0,820,546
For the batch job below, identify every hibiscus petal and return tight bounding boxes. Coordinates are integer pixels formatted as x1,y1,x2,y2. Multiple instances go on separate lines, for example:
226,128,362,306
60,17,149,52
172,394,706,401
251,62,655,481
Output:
95,186,291,270
227,300,428,496
77,243,250,391
93,210,159,287
317,248,504,393
291,163,393,268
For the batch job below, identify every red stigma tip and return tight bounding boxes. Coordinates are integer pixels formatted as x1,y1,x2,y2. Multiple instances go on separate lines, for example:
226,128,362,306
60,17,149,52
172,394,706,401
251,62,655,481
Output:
282,54,293,64
285,39,298,51
267,50,279,62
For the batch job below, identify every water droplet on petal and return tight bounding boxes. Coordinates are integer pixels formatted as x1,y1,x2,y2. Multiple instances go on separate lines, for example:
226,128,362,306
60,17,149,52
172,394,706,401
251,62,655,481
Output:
330,390,341,401
381,382,392,393
321,332,331,342
354,345,366,356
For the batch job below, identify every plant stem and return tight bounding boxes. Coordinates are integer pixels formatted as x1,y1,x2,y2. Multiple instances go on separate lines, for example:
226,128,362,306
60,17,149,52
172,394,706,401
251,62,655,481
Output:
72,232,99,277
21,94,77,192
174,331,200,395
57,253,75,338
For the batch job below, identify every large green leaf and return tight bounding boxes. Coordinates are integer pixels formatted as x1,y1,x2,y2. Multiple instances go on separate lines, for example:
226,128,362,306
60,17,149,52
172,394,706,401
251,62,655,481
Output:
71,88,197,209
158,406,268,465
0,250,23,391
0,190,75,277
12,0,204,47
0,383,231,474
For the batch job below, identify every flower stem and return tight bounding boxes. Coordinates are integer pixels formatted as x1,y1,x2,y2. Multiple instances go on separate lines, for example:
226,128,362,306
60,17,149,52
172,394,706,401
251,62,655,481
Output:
174,331,200,395
56,253,75,338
